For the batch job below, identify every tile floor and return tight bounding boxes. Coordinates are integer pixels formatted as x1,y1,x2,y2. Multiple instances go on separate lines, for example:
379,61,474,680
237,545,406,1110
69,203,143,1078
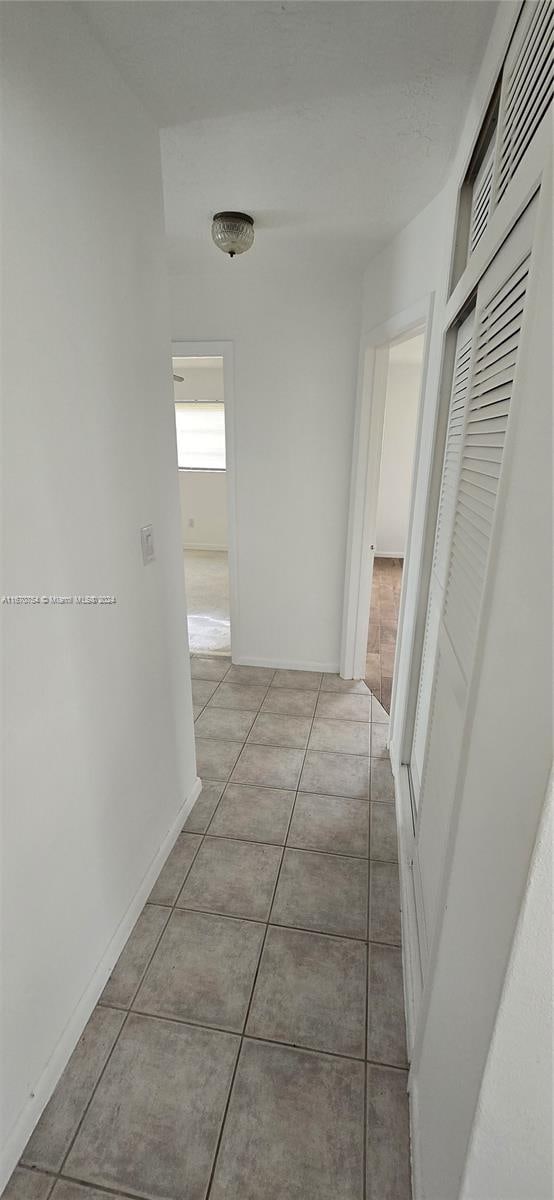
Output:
365,556,403,714
8,659,411,1200
184,549,230,655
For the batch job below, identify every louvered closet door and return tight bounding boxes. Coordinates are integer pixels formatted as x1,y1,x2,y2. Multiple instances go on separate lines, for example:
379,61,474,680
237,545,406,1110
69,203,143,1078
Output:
412,196,538,964
410,312,475,809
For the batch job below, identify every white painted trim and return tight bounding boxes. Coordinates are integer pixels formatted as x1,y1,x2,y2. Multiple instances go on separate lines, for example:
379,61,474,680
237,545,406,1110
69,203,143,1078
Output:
341,298,433,686
235,654,340,673
183,543,228,553
374,551,406,559
394,762,424,1054
172,341,239,659
393,757,427,1200
0,775,202,1193
409,1073,424,1200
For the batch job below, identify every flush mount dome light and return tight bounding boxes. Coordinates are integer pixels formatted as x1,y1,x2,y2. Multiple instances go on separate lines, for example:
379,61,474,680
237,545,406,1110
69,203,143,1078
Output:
211,211,254,258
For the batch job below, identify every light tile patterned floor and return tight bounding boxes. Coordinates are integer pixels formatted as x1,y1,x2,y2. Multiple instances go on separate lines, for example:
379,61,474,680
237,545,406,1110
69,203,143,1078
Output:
8,659,411,1200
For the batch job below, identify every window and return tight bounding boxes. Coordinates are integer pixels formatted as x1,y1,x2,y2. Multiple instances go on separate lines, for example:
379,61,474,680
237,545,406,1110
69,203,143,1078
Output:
175,403,226,470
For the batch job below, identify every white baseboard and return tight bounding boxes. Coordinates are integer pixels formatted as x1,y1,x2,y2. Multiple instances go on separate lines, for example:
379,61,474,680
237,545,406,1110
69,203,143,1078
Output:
0,775,202,1194
393,763,422,1052
233,654,340,673
408,1074,423,1200
392,760,422,1200
183,543,228,552
374,551,405,559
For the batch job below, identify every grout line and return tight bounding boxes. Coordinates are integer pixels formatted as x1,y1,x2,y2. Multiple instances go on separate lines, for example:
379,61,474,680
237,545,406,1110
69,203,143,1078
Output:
24,1165,148,1200
55,742,225,1186
203,670,325,1199
56,840,200,1181
199,733,376,758
366,1057,409,1073
199,774,371,798
114,1004,375,1066
188,827,370,861
47,659,404,1198
143,665,282,1200
141,902,374,944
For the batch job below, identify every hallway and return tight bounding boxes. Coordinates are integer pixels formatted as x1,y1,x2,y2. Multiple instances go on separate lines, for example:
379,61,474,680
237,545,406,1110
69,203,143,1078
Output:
4,3,552,1196
11,660,410,1200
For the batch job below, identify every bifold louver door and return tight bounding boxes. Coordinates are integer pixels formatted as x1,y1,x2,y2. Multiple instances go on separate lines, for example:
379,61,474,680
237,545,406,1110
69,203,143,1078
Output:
411,196,537,966
410,311,475,810
494,0,553,206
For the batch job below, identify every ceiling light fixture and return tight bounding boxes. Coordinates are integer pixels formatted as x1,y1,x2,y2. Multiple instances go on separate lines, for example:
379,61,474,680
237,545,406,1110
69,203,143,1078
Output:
211,211,254,258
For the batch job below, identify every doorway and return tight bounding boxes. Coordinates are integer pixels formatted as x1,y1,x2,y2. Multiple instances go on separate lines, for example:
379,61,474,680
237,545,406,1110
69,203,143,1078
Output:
172,341,237,657
341,301,431,724
365,331,425,711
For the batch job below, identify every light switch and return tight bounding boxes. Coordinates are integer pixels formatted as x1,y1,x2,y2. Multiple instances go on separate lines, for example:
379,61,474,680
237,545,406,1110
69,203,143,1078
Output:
141,524,155,565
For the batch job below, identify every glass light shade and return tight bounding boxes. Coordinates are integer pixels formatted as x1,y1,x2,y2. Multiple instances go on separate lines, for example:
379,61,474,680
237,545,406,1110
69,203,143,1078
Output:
212,212,254,257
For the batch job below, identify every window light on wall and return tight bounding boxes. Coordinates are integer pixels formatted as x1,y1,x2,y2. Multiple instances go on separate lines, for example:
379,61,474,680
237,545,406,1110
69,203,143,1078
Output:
175,403,226,471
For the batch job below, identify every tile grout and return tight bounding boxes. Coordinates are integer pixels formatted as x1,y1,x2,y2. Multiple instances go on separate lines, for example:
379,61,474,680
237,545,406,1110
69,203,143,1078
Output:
102,903,402,949
185,813,398,863
32,658,404,1200
203,667,327,1199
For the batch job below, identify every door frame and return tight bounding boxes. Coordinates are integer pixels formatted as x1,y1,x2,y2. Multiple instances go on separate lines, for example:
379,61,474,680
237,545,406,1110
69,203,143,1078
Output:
172,339,239,657
340,298,433,723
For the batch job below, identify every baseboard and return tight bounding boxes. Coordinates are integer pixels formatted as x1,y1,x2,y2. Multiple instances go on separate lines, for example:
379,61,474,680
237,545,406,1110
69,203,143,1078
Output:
393,763,422,1053
408,1074,423,1200
392,761,422,1200
374,551,405,559
233,655,340,673
183,543,228,552
0,775,202,1194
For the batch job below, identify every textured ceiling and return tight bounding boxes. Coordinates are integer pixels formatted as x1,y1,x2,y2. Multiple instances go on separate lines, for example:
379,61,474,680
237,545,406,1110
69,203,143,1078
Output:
82,1,498,268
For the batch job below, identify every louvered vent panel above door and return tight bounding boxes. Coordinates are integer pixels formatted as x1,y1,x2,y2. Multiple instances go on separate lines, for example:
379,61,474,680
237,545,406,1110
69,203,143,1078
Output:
496,0,553,204
469,141,495,255
443,254,531,676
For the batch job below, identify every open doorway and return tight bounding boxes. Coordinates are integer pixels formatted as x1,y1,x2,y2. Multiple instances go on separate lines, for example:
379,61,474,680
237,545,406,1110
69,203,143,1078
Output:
365,331,425,711
172,351,231,655
341,302,430,721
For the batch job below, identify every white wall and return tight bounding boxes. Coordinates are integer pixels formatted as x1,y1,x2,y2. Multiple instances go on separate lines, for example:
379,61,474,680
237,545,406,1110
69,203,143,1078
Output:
0,4,196,1186
170,248,362,670
460,781,552,1200
179,470,228,549
376,343,424,557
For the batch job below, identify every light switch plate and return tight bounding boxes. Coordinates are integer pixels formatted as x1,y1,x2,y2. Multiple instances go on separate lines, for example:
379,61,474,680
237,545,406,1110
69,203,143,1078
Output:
141,524,155,565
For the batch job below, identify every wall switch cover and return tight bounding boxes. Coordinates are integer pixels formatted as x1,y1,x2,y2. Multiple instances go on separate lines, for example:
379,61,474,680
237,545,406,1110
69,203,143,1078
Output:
141,524,155,565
